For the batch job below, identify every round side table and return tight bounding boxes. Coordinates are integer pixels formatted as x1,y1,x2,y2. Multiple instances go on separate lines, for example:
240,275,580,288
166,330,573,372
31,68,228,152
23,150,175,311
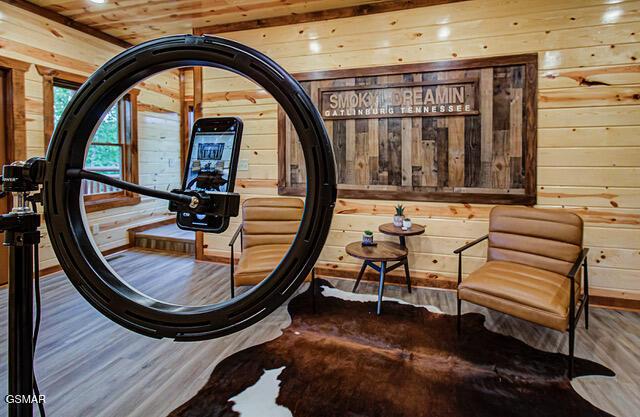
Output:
378,223,425,294
379,223,425,246
345,241,408,315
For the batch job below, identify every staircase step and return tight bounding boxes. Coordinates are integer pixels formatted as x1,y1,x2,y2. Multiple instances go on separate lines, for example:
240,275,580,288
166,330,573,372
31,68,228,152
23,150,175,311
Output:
129,222,195,255
134,235,195,255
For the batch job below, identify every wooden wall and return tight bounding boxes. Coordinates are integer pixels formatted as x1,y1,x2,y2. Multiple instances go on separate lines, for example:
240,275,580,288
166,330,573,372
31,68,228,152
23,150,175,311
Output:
199,0,640,300
0,3,181,270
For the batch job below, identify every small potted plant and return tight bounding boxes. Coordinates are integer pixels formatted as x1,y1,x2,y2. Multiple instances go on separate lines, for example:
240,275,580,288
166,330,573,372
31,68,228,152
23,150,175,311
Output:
362,230,374,246
393,204,405,227
402,217,412,230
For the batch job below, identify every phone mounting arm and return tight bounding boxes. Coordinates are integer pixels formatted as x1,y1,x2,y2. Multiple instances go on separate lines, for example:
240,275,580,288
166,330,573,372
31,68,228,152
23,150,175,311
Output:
65,168,240,219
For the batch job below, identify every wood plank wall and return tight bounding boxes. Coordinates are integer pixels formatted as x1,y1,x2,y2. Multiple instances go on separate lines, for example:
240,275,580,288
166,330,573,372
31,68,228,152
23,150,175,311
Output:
0,3,181,269
199,0,640,299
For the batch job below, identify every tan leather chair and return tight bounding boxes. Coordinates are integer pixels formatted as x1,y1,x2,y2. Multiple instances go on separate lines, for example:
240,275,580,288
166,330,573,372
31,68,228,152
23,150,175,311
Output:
454,206,589,378
228,197,315,304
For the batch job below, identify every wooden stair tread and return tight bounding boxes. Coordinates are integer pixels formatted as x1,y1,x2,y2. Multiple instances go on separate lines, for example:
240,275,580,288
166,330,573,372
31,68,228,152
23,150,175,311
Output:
136,224,195,242
130,222,195,255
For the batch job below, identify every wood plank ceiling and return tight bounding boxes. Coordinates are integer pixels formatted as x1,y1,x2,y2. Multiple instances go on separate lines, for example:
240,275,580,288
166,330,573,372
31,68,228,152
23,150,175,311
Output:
24,0,388,44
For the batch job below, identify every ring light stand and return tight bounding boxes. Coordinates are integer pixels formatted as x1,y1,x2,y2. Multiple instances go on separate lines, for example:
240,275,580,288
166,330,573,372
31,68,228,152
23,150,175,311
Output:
1,35,336,417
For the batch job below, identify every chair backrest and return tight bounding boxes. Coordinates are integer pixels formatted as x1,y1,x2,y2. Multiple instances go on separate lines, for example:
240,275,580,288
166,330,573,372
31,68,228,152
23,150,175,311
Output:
487,206,583,276
241,197,304,250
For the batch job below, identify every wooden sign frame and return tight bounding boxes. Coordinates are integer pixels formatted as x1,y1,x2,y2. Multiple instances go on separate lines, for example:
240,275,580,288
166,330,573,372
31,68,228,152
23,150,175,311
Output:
278,54,537,205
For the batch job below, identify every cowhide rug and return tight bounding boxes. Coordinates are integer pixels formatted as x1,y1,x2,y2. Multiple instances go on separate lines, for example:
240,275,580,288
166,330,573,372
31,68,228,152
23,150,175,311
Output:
168,279,615,417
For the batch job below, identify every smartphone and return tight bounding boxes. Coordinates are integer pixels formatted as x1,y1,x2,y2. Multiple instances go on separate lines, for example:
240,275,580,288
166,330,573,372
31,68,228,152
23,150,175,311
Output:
177,117,243,233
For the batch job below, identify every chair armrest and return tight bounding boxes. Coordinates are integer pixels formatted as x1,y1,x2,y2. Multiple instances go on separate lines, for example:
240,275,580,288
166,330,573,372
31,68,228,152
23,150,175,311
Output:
567,248,589,279
453,235,488,254
229,224,242,247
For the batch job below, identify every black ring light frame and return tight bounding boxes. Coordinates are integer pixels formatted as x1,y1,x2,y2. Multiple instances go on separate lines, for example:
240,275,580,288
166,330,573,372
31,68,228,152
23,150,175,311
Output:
43,34,337,341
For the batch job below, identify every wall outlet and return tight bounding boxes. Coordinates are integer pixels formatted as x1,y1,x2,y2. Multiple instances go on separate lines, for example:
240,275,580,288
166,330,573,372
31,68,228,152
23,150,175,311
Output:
238,159,249,171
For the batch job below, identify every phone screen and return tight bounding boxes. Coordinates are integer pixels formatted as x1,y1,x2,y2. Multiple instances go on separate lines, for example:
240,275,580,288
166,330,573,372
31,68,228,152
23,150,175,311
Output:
184,130,236,193
177,117,242,233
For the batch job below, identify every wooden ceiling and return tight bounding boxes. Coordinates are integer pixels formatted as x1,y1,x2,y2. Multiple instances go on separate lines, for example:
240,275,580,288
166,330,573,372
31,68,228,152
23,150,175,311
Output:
24,0,389,44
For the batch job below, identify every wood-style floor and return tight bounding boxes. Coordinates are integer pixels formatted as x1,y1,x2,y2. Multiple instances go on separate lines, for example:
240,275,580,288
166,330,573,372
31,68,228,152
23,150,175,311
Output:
0,249,638,417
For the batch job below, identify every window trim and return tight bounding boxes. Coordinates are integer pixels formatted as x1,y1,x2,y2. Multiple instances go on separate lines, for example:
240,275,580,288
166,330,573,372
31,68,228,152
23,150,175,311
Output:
38,65,141,212
1,57,30,217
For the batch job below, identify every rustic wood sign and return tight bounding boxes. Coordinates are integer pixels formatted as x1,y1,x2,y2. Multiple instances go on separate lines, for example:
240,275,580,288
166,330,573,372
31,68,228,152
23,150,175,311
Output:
278,54,537,204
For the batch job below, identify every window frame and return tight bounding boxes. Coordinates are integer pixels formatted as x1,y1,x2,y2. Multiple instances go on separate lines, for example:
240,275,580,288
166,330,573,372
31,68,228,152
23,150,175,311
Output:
38,65,141,212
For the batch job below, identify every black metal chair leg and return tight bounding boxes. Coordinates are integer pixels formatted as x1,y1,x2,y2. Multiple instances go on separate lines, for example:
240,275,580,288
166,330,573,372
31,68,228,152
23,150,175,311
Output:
311,268,317,314
230,246,235,298
376,261,386,315
568,319,575,379
403,258,412,294
456,297,461,335
568,268,576,379
584,258,590,330
352,261,367,293
584,296,589,330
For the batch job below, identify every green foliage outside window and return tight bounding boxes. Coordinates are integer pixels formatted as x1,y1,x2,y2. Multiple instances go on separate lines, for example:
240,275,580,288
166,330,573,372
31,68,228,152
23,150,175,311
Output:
53,86,121,174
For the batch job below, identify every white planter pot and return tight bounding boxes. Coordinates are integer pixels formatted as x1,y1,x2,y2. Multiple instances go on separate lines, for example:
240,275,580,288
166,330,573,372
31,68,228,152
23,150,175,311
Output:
393,215,404,227
402,219,412,229
362,233,374,245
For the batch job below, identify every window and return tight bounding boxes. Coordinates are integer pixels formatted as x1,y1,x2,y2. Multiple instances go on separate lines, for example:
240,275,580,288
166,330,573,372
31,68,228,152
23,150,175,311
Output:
40,65,141,212
53,83,123,195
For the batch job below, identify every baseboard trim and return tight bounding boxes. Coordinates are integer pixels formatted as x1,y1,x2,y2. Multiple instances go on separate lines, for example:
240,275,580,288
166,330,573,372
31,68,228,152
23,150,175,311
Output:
590,288,640,312
314,264,456,290
201,250,640,312
202,250,457,289
202,250,239,265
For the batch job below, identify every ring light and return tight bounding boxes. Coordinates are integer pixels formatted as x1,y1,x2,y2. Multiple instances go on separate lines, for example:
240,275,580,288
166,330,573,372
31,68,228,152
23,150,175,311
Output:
43,35,337,340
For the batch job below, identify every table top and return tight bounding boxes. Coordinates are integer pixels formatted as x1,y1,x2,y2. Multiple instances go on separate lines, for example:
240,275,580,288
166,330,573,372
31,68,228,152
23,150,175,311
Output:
379,222,425,237
345,241,408,261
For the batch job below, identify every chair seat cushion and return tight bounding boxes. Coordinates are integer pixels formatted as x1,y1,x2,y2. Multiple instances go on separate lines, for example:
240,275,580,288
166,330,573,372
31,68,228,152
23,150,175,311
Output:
235,244,311,286
458,261,579,331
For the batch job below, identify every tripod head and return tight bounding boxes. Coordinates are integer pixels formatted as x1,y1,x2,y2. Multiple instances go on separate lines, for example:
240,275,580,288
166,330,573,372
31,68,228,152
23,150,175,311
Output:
0,158,46,213
1,158,46,195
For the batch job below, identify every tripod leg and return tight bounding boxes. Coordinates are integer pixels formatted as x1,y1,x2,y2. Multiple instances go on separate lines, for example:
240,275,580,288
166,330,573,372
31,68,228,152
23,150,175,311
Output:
8,244,35,417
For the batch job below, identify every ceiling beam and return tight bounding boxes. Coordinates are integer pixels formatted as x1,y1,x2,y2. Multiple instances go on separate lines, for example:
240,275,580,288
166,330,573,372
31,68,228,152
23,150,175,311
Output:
194,0,467,35
1,0,133,49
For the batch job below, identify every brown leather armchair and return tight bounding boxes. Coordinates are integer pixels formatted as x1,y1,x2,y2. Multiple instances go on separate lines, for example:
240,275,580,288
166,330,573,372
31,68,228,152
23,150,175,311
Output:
454,206,589,378
228,197,315,306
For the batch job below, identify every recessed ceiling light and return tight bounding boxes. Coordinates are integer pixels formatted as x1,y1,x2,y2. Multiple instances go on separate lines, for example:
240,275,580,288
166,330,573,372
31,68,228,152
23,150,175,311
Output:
309,41,321,54
90,0,106,4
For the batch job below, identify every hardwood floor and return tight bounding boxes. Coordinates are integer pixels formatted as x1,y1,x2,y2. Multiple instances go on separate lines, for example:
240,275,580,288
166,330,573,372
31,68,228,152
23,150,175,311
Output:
0,249,639,417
